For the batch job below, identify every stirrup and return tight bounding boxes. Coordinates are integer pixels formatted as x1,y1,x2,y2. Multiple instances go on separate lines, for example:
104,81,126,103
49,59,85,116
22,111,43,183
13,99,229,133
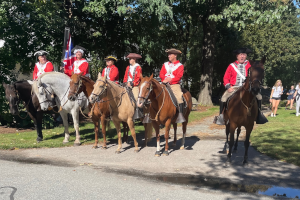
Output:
213,114,225,125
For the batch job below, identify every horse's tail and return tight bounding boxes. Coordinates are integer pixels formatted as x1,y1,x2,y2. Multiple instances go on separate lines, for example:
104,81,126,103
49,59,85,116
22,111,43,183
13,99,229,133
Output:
145,123,153,142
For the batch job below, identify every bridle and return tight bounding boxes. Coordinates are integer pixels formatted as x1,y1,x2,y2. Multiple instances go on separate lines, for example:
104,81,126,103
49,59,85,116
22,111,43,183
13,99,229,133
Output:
138,81,153,102
243,67,263,94
69,78,83,97
91,79,107,101
8,84,31,119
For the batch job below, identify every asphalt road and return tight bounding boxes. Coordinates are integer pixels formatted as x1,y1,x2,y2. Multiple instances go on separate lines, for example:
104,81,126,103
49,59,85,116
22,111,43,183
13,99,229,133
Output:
0,159,275,200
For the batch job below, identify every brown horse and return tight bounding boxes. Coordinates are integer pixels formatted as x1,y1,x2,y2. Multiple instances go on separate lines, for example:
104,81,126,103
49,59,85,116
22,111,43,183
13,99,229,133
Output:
137,74,192,156
224,57,266,164
89,73,153,153
68,73,115,149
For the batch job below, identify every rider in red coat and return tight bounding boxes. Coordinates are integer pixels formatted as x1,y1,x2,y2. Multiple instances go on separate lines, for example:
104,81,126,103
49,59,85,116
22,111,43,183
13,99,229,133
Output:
33,50,54,80
64,45,89,77
214,48,267,125
101,56,119,84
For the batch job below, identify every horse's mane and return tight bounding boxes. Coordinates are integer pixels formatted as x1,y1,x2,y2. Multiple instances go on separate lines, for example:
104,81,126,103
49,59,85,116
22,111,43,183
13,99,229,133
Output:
81,75,95,85
39,71,69,79
150,77,164,89
107,79,124,88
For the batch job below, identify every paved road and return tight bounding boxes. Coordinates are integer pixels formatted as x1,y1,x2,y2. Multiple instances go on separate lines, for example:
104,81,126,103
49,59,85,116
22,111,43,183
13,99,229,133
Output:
0,159,275,200
0,115,298,199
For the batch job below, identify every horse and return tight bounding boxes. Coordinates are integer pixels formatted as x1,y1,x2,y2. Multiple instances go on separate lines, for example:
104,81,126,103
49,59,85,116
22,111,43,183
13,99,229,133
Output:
68,72,130,148
136,74,193,156
89,73,153,153
30,72,88,146
2,80,57,142
223,57,266,164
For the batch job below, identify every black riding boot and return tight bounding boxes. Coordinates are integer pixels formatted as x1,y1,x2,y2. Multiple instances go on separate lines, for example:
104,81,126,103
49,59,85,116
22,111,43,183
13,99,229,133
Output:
219,101,224,115
176,103,186,123
133,107,143,120
256,99,268,124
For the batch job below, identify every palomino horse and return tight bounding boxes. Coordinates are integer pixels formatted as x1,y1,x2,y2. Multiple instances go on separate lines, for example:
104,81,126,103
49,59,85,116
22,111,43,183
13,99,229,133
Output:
68,73,129,148
31,72,88,146
3,81,58,142
89,73,153,153
224,57,266,164
137,74,193,156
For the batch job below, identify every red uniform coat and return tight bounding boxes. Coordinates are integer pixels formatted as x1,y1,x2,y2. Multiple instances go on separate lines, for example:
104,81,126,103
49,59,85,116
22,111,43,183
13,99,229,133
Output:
223,60,251,88
64,58,89,77
101,65,119,84
33,61,54,80
123,64,142,87
159,60,184,85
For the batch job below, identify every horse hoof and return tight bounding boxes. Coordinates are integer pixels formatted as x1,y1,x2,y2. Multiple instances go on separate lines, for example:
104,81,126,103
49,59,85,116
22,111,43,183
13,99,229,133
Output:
155,151,161,157
63,141,69,144
226,158,231,163
115,150,121,154
134,149,139,153
243,160,248,165
92,146,98,149
162,151,169,156
36,137,43,142
74,143,81,146
101,146,107,150
180,146,184,150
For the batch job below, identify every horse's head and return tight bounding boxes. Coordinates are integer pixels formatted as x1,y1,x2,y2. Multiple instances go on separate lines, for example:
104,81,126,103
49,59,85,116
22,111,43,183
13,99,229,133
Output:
2,82,19,115
89,72,107,104
137,74,154,108
31,78,54,111
68,72,84,101
249,56,266,95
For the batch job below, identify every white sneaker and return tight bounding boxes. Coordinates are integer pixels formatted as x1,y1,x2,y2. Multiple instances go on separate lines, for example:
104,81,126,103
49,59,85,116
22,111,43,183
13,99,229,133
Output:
297,113,299,117
274,114,276,117
271,113,274,117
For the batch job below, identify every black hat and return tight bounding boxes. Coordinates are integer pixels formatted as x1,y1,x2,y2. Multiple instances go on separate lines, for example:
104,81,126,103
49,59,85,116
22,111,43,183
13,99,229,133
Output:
233,48,252,54
34,50,49,57
71,45,86,54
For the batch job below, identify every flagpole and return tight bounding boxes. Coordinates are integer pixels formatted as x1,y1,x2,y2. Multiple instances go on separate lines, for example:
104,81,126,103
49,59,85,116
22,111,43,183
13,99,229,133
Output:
61,27,70,72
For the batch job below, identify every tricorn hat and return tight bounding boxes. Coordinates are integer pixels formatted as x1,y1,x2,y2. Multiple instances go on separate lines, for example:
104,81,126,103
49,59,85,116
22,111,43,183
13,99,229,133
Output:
126,53,142,59
71,45,86,54
165,48,182,54
233,48,252,55
34,50,49,57
104,56,118,62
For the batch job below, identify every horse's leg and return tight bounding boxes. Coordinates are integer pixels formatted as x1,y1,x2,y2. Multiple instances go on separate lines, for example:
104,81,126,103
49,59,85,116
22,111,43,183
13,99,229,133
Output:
224,123,230,153
143,123,148,147
71,109,81,146
226,123,237,163
92,116,99,149
243,125,253,165
61,111,70,144
113,120,122,154
127,119,139,153
101,115,107,149
122,122,128,144
172,123,177,148
36,111,43,142
162,119,172,156
152,121,160,156
180,121,187,150
233,126,241,152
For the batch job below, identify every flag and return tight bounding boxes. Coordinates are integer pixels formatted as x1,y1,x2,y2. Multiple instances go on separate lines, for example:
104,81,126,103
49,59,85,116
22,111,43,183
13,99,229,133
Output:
62,27,75,70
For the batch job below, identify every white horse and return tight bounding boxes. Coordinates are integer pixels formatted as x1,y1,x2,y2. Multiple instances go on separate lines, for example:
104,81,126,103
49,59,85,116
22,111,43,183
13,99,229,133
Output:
30,72,88,146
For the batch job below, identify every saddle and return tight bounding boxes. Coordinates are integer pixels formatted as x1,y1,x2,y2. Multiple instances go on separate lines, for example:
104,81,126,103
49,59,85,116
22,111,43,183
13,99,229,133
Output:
164,84,187,109
125,86,137,106
224,87,241,112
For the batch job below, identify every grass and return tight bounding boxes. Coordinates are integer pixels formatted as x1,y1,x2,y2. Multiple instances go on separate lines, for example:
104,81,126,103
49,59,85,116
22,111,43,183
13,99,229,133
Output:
251,107,300,166
0,106,218,150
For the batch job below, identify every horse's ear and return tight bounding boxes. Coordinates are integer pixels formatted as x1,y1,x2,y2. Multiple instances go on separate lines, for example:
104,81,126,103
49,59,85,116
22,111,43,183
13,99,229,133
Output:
27,80,34,85
79,72,84,77
260,56,266,65
97,72,102,80
37,78,42,86
150,73,153,80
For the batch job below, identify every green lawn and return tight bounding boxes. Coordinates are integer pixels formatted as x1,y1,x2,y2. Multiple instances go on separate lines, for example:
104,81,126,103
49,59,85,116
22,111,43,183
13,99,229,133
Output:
251,107,300,166
0,106,218,149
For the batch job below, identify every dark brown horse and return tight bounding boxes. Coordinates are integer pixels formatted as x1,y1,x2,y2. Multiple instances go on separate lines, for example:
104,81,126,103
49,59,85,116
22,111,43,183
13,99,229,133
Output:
3,80,57,142
137,74,192,156
224,57,266,164
68,73,129,148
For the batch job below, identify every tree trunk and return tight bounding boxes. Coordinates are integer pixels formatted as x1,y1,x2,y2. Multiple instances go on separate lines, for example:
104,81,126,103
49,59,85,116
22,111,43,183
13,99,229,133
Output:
198,2,216,105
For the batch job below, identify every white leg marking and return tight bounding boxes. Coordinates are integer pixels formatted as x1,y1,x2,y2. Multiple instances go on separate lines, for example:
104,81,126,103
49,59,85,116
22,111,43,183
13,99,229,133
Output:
157,141,160,151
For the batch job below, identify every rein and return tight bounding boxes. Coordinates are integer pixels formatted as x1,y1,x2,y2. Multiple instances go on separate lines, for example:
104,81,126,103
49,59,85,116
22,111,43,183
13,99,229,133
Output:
14,90,32,120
